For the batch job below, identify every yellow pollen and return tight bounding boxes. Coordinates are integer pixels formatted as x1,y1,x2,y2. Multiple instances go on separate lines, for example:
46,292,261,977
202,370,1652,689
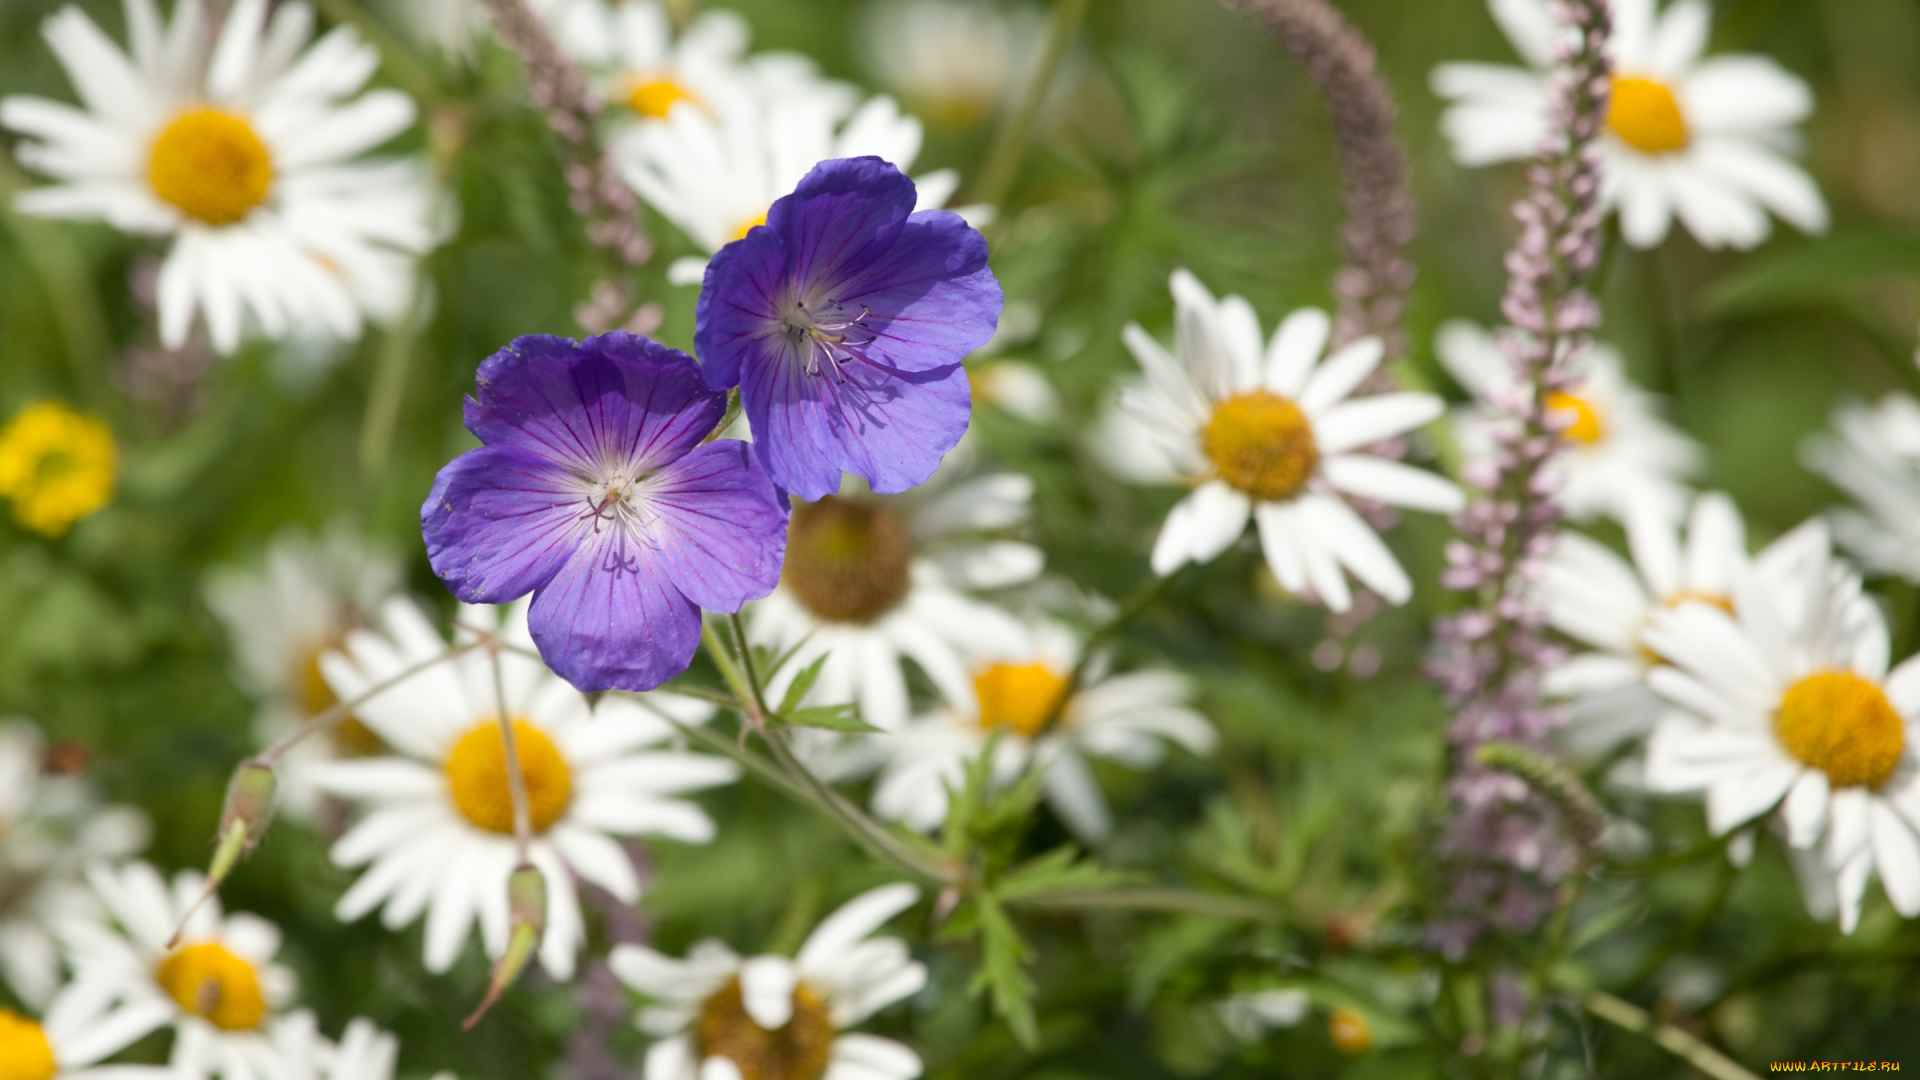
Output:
0,402,117,537
1607,75,1690,155
625,76,697,119
1545,390,1604,445
732,211,769,242
782,497,913,624
155,942,268,1031
0,1008,55,1080
444,719,574,834
1201,390,1319,501
693,976,836,1080
147,107,274,226
1774,671,1907,790
973,662,1071,738
1329,1007,1373,1055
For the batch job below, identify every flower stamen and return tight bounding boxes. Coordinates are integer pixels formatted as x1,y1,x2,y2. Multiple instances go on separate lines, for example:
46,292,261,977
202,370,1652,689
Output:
444,720,574,834
694,976,836,1080
147,107,274,226
155,942,268,1031
1606,75,1690,155
974,662,1071,738
0,1008,55,1080
1201,390,1319,501
1775,671,1907,789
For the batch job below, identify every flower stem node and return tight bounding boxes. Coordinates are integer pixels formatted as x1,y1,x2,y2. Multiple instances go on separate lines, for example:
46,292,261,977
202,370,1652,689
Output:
168,761,279,949
464,862,548,1030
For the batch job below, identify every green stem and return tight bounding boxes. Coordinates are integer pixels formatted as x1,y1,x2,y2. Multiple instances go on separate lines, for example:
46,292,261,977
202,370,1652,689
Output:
1623,852,1739,992
0,157,112,405
258,640,483,765
357,282,425,479
1037,569,1177,733
970,0,1090,212
1581,991,1760,1080
1004,886,1285,922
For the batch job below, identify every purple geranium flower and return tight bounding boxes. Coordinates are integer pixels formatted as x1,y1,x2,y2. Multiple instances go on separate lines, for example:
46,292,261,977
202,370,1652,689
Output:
422,332,787,692
693,156,1002,501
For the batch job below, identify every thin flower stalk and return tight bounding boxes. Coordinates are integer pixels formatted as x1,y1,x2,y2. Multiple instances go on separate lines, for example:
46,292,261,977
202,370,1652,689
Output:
1426,0,1612,955
1220,0,1416,357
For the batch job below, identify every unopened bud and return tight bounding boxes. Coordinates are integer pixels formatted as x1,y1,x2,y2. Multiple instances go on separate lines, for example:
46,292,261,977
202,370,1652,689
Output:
464,863,548,1030
169,760,279,948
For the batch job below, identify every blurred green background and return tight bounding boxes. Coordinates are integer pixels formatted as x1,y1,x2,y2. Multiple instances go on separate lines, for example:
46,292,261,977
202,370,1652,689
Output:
1,0,1918,1075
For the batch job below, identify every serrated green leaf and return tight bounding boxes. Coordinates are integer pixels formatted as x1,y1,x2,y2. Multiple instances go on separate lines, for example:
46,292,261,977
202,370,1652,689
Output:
778,652,830,715
967,894,1039,1048
997,846,1134,899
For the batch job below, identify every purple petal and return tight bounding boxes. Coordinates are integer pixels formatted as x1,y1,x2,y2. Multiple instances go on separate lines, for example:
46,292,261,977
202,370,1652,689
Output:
742,343,972,499
422,445,588,603
527,528,702,693
773,156,917,298
642,441,788,612
835,209,1001,369
464,333,725,474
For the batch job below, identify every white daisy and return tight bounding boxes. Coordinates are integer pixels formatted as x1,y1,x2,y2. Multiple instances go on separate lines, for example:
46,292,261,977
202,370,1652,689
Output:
753,456,1040,734
264,1011,444,1080
0,978,179,1080
547,0,820,123
609,883,926,1080
57,861,299,1080
1643,526,1920,932
0,0,436,353
1114,269,1462,613
858,0,1046,129
613,72,960,284
1543,493,1823,752
1435,319,1700,525
0,721,151,1008
972,360,1060,424
1802,392,1920,584
203,524,403,821
869,619,1215,842
1431,0,1827,249
311,597,735,979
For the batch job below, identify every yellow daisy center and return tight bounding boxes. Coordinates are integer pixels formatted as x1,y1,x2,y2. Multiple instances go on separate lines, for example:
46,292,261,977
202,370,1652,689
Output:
1545,390,1604,445
444,720,574,835
1201,390,1319,502
973,662,1071,738
1774,671,1907,790
625,75,698,119
1328,1006,1373,1055
782,497,913,624
0,402,117,537
732,211,769,242
1606,75,1690,155
147,107,275,226
0,1008,55,1080
693,976,836,1080
155,942,268,1031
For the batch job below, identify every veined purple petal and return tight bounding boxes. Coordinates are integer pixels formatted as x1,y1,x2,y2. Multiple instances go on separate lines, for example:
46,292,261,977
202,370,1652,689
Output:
834,210,1000,366
464,333,725,476
772,155,916,300
423,444,589,603
528,528,702,693
642,440,788,612
743,340,971,498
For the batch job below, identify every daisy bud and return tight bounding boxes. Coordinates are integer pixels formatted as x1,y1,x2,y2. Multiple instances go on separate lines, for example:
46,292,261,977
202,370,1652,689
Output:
168,760,277,948
463,863,548,1030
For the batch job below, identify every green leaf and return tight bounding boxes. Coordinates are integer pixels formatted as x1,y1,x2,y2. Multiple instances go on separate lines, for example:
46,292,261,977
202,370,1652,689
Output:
778,652,829,716
997,846,1134,900
967,894,1039,1048
1705,230,1920,314
780,704,879,733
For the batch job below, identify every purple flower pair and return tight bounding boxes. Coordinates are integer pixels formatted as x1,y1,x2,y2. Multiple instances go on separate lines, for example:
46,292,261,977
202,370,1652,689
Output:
424,158,998,692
